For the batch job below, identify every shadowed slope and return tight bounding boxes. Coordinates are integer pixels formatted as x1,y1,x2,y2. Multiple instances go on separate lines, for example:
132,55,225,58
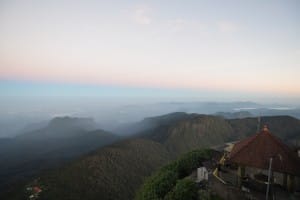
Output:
38,139,171,200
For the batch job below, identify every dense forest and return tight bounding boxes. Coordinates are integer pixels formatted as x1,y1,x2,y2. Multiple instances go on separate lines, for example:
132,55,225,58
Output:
1,113,300,200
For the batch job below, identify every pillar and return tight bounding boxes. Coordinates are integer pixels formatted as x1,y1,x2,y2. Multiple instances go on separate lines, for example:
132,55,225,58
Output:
287,174,294,192
282,173,287,189
237,165,245,187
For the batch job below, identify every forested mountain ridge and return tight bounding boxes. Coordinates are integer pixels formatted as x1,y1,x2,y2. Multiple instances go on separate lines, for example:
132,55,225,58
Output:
0,117,120,195
2,113,300,200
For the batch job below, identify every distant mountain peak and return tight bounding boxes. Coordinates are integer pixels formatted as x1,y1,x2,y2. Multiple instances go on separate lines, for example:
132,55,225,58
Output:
49,116,94,126
17,116,98,140
47,116,96,130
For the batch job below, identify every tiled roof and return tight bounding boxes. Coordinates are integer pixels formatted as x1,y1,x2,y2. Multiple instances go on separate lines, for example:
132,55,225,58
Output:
228,125,300,175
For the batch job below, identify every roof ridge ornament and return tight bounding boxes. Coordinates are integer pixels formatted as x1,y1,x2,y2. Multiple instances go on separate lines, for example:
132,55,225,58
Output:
262,125,269,132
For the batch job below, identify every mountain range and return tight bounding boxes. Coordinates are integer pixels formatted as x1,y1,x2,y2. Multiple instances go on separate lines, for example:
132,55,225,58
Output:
2,112,300,200
0,117,120,195
1,101,300,138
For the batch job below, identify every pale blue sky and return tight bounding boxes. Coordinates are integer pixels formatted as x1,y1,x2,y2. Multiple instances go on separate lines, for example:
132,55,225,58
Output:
0,0,299,102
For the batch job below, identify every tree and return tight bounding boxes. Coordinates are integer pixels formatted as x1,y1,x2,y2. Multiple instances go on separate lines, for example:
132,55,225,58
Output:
164,179,198,200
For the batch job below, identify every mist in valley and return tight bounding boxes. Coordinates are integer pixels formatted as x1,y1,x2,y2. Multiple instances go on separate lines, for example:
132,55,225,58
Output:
1,95,300,138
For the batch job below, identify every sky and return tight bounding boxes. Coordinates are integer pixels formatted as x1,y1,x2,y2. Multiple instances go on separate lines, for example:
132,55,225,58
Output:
0,0,300,103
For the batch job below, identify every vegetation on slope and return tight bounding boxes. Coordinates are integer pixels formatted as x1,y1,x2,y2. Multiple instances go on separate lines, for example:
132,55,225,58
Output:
164,179,198,200
135,149,213,200
229,115,300,141
34,139,171,200
141,114,300,155
2,113,300,200
164,116,234,155
0,124,120,195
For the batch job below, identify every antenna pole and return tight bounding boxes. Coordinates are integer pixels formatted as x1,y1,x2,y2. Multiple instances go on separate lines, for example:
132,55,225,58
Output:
257,116,261,133
266,157,273,200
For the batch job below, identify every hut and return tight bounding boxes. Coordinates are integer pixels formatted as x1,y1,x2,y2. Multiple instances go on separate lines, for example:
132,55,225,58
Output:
197,166,209,182
227,125,300,192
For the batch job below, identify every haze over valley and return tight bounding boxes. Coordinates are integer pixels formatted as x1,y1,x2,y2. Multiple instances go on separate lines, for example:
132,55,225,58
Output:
0,0,300,199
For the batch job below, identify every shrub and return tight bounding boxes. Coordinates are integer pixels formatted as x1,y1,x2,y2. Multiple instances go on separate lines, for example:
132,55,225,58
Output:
176,149,212,178
136,149,213,200
136,170,178,200
164,179,198,200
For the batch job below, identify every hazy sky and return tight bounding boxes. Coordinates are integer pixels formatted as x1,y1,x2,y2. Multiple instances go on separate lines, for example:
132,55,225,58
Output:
0,0,299,102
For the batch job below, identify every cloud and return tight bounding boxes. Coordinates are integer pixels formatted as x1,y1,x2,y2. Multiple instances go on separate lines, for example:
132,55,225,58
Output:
133,6,152,25
167,19,206,33
167,19,187,32
217,21,238,33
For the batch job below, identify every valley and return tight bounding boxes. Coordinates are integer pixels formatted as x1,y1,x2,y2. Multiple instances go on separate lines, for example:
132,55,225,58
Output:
1,113,299,200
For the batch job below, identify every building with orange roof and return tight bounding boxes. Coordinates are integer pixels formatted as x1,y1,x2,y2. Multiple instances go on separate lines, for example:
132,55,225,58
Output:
227,125,300,192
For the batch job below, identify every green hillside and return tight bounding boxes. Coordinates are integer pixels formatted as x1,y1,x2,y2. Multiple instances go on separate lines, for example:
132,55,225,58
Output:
143,114,300,155
229,115,300,141
36,139,171,200
136,149,214,200
163,116,234,155
0,117,120,196
3,113,300,200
